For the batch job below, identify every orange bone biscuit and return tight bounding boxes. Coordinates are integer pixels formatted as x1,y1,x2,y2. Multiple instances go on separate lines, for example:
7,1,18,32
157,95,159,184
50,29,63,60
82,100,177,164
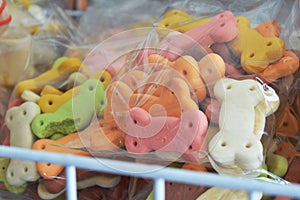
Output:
104,81,133,130
130,76,199,117
275,102,299,138
228,16,285,73
182,163,207,172
104,75,198,133
275,141,300,164
14,58,83,97
166,55,206,101
254,20,281,37
198,53,226,96
65,119,125,152
32,133,91,178
145,54,207,101
259,50,299,83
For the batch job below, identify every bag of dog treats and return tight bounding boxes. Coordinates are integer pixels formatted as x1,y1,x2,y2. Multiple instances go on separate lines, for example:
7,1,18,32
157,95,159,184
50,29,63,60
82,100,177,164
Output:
1,0,299,199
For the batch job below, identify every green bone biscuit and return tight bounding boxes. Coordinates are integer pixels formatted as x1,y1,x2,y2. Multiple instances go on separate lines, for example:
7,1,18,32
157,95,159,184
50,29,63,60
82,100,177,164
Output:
0,158,27,194
31,79,107,138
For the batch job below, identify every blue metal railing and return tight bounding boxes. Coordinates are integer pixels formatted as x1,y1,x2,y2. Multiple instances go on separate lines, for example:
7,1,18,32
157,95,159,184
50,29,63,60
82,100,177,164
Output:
0,145,299,200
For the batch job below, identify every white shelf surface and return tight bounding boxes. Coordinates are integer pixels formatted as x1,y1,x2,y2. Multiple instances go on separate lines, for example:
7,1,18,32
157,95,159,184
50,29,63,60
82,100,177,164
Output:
0,145,300,200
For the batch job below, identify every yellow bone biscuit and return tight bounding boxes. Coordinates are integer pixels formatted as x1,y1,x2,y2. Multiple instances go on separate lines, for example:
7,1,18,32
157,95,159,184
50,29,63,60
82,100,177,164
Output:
38,87,80,113
40,85,63,96
90,70,112,89
14,57,83,97
228,16,285,73
158,9,210,32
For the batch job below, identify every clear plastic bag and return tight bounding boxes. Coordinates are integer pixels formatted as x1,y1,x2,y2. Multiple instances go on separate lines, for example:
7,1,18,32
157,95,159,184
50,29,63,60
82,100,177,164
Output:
1,0,300,199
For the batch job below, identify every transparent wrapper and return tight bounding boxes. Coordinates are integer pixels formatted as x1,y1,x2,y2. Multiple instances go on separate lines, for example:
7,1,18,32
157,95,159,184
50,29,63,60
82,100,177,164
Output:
0,0,300,199
29,2,87,73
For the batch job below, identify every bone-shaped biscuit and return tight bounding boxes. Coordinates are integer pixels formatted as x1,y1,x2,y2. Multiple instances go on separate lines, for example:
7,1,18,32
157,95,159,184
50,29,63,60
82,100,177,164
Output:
208,78,279,175
2,99,24,146
38,171,120,200
198,53,226,96
31,79,106,138
65,72,88,89
89,70,112,89
72,119,125,152
292,83,300,118
157,9,210,32
232,20,298,82
274,141,299,164
196,187,255,200
159,10,238,61
211,20,282,69
129,76,199,117
6,160,40,187
37,182,64,200
14,57,83,97
37,87,79,113
259,50,299,82
145,54,207,102
32,132,91,178
42,169,120,194
114,70,148,91
275,102,299,138
0,158,27,194
105,75,199,133
5,102,41,186
5,101,40,149
146,176,207,200
125,107,208,160
228,16,285,73
164,180,207,200
40,85,63,96
21,90,40,103
104,81,133,130
212,20,298,83
254,20,281,37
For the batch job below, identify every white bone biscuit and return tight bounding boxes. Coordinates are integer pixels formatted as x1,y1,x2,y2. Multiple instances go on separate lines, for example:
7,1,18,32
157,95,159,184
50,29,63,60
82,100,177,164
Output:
5,102,41,185
208,78,279,176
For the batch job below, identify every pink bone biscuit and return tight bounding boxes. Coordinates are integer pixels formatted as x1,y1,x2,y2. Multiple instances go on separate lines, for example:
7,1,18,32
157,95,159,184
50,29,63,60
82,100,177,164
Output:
159,10,238,61
125,107,208,155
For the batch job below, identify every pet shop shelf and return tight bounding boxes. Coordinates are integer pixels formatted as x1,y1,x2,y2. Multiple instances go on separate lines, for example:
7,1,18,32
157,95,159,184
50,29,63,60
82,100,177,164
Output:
1,145,300,200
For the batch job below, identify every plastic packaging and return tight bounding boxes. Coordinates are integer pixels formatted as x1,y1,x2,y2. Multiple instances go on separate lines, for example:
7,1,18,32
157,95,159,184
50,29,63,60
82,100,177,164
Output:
0,0,299,199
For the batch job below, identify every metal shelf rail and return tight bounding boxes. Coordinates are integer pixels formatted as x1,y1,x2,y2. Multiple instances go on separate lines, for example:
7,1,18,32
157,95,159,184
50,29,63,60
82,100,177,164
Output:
1,145,300,200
